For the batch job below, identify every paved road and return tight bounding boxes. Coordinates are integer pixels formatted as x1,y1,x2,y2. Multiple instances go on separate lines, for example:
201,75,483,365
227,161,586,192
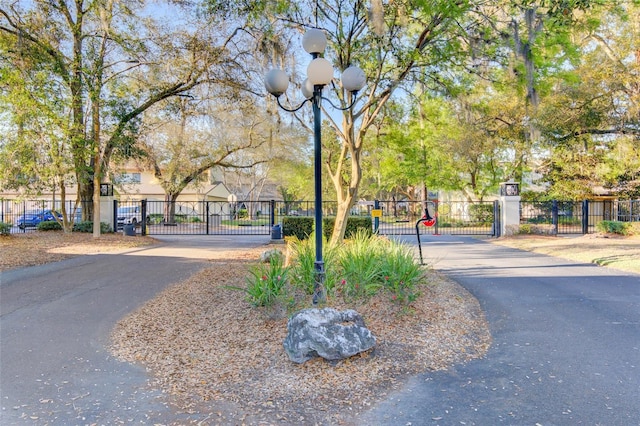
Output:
0,236,272,425
361,235,640,425
2,235,639,425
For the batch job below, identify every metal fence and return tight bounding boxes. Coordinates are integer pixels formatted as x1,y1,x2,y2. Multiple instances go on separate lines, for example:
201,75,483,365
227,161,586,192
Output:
140,200,275,236
132,199,497,237
0,199,89,233
518,200,630,235
371,200,497,236
3,197,638,237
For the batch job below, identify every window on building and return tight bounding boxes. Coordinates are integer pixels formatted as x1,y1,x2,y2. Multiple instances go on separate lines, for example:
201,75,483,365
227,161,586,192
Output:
114,173,141,184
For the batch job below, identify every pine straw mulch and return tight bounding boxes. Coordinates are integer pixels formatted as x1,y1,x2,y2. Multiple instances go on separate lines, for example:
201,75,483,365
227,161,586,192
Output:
110,245,491,425
0,231,157,271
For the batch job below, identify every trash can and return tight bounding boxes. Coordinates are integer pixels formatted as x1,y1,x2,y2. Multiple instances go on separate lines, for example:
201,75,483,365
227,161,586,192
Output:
123,224,136,236
271,224,282,240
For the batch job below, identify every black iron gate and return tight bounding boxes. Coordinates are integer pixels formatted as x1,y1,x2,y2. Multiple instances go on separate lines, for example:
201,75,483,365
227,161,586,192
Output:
118,199,498,237
367,200,497,236
135,200,275,236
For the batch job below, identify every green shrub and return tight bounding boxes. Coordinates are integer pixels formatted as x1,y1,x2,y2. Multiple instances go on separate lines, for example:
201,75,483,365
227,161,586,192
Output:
234,256,290,307
336,230,384,300
0,222,10,236
149,214,163,224
518,224,534,234
287,230,424,305
469,203,493,224
243,229,427,312
73,221,113,233
596,220,634,236
283,216,314,240
323,216,373,240
283,216,373,241
287,235,339,295
37,220,62,231
378,242,424,304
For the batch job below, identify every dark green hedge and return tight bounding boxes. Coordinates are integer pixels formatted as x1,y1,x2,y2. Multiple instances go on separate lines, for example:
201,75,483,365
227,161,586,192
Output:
73,221,113,233
36,220,113,233
596,220,638,236
469,203,493,224
283,216,372,240
323,216,373,240
282,216,314,240
36,220,62,231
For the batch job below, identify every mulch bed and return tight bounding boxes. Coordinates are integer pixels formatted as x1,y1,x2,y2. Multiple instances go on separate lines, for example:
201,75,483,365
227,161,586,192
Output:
110,246,491,425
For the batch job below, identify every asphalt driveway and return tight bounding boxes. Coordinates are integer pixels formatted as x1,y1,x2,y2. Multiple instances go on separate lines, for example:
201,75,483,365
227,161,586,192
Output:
0,236,272,425
1,234,638,425
360,235,640,425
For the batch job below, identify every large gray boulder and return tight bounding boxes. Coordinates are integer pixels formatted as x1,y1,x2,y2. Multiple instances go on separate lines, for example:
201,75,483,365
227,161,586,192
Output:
283,307,376,364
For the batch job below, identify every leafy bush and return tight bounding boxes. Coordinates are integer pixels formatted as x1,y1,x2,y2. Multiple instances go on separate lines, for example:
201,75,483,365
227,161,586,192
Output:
175,214,202,224
518,223,556,235
0,222,10,236
323,216,373,240
149,214,164,224
284,216,373,241
336,231,384,300
378,242,424,304
518,224,533,234
287,230,424,304
37,220,62,231
287,235,339,296
596,220,635,236
73,221,113,233
469,204,493,224
236,256,290,307
283,216,314,240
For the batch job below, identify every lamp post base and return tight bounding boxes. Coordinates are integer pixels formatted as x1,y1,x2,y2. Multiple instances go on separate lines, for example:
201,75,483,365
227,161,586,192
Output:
312,261,326,305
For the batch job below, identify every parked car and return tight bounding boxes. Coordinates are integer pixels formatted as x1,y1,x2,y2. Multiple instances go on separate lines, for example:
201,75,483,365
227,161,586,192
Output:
116,205,142,228
16,209,62,229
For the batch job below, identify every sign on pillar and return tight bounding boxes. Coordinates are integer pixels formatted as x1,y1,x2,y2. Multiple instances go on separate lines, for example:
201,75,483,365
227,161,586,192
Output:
99,183,115,225
499,181,520,236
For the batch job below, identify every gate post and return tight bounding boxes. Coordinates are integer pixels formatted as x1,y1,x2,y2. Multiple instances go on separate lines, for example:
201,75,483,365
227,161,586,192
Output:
206,201,210,235
270,200,275,228
141,199,147,236
113,199,118,232
499,181,521,236
552,200,559,235
373,200,380,233
493,200,501,237
582,200,589,234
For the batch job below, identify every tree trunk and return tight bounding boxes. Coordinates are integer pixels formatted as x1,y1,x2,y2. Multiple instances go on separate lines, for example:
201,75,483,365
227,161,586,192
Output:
329,146,362,245
164,193,178,224
58,184,73,234
79,180,94,222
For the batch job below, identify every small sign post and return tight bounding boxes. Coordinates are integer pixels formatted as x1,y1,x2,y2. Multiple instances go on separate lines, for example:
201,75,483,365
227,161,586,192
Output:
100,183,113,197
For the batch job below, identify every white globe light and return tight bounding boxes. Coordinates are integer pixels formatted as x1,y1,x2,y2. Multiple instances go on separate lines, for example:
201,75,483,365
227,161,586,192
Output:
341,66,366,92
301,78,314,99
264,69,289,96
307,58,334,86
302,29,327,54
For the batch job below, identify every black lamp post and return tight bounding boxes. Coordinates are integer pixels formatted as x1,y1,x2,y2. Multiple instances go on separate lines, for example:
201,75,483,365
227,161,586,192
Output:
264,28,365,304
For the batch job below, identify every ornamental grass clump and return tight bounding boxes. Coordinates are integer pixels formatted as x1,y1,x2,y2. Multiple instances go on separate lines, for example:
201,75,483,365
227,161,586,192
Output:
239,255,290,307
378,242,424,304
287,234,339,295
286,230,425,305
336,230,384,300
